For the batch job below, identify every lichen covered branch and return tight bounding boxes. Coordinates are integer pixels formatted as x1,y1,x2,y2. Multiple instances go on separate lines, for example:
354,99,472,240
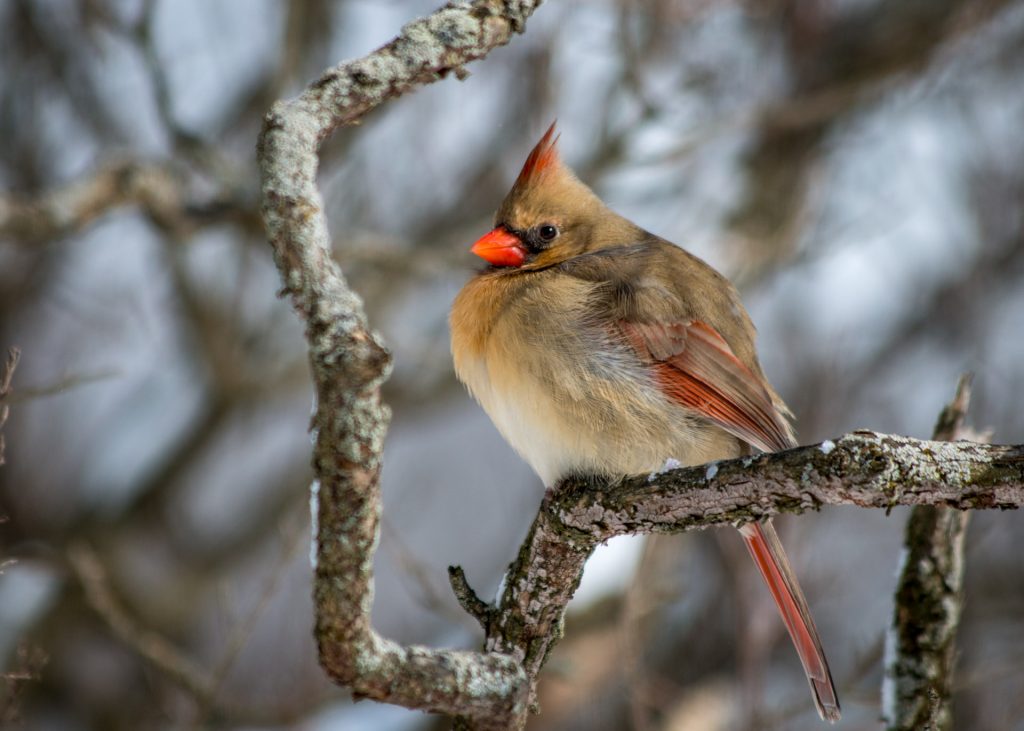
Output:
256,1,545,727
555,431,1021,540
478,428,1021,713
884,376,975,731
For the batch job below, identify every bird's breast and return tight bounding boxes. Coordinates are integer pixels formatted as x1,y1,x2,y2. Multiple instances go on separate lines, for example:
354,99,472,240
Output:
451,271,739,484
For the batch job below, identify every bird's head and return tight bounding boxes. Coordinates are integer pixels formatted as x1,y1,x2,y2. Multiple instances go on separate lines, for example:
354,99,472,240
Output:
470,123,634,270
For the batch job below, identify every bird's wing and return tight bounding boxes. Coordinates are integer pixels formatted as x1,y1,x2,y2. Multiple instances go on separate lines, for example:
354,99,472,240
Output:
618,319,795,452
563,244,839,720
558,239,793,451
618,316,838,720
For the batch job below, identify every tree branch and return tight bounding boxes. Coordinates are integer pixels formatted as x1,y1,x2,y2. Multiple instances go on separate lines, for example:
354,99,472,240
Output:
884,375,976,731
257,2,545,728
556,432,1021,538
477,429,1022,714
0,160,258,244
67,543,217,707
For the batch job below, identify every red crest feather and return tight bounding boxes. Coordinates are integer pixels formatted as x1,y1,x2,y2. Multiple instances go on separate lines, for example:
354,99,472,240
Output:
514,121,561,189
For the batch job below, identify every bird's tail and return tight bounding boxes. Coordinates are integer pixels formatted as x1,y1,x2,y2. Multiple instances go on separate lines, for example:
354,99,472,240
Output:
738,520,841,723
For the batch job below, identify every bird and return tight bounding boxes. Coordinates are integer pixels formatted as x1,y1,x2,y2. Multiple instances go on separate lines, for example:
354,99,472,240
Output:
449,123,840,722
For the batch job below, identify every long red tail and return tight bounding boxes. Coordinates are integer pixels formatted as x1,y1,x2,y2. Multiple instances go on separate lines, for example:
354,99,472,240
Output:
739,520,841,722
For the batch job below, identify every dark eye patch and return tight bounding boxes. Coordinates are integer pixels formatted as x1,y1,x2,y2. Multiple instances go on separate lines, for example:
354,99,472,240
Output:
523,223,558,253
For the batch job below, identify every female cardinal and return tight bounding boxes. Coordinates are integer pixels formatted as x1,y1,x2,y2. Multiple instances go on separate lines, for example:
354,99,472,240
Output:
450,124,840,722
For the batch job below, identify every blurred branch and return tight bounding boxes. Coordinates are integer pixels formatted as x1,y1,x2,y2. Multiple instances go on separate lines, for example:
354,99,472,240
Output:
133,0,201,152
846,175,1024,402
68,542,218,707
68,542,316,726
380,521,480,628
257,1,544,728
4,369,116,404
883,374,976,731
0,160,259,245
0,161,180,241
196,512,309,726
727,0,1015,283
0,643,46,725
0,346,19,467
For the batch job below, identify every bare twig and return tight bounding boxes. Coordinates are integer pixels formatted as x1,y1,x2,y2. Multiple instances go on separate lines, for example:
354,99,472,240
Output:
884,375,976,731
67,542,330,726
447,565,495,631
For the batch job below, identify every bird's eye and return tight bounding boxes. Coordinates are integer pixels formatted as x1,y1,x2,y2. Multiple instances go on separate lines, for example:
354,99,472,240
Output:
538,224,558,242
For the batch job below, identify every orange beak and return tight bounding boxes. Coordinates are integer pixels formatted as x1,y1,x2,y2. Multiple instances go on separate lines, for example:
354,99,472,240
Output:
470,227,527,267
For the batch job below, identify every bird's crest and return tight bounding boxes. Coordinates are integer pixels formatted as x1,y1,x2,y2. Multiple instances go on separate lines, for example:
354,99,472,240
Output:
514,122,561,190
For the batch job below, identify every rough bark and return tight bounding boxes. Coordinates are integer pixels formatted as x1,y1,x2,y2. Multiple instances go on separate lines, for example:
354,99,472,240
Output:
257,2,546,729
884,376,975,731
466,429,1021,718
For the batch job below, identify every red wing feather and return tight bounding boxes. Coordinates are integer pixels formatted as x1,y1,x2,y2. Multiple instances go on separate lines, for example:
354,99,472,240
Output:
620,320,795,453
621,319,839,721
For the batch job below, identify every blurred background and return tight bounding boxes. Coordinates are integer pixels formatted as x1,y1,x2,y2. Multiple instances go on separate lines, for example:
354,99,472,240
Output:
2,0,1024,729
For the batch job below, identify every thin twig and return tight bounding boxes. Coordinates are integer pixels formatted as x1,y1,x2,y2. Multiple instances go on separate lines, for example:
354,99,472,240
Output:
68,542,217,703
193,510,310,728
447,565,494,631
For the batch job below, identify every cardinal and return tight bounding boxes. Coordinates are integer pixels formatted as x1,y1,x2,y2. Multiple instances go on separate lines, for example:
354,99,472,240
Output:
450,123,839,722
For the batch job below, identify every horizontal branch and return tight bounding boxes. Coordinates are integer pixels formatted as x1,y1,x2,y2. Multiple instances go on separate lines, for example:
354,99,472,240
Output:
552,431,1022,539
0,161,257,244
478,430,1023,712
